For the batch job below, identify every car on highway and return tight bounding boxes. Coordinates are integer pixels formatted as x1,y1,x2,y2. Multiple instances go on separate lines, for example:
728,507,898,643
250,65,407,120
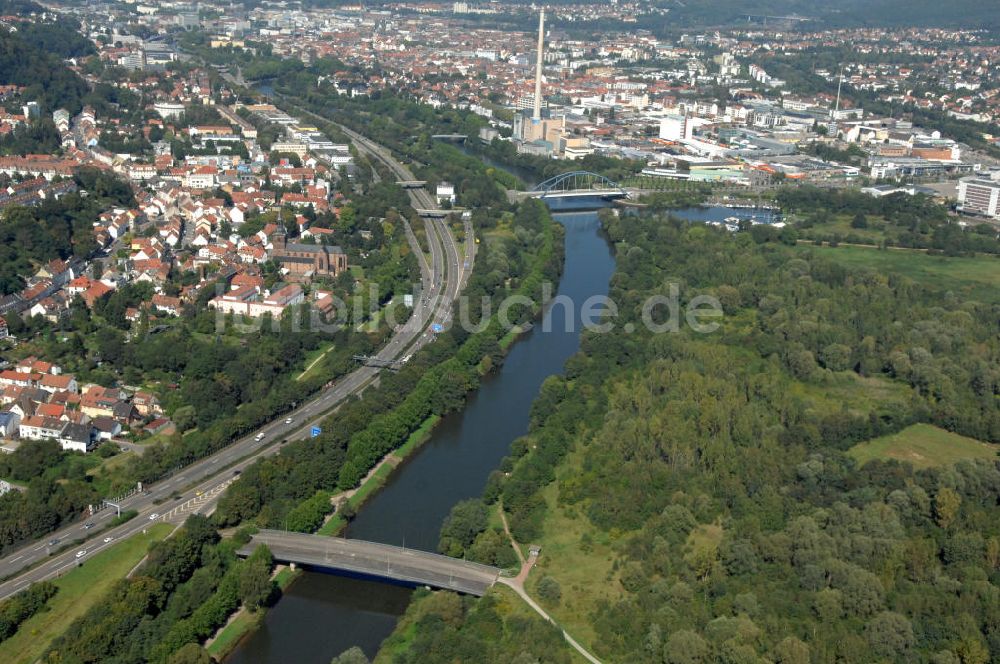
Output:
254,432,265,442
83,522,94,530
284,417,293,424
75,550,86,558
149,513,159,520
103,537,113,543
48,539,59,547
233,469,241,476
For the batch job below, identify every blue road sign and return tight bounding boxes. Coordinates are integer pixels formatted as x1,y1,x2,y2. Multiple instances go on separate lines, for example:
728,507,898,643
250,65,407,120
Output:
311,426,322,438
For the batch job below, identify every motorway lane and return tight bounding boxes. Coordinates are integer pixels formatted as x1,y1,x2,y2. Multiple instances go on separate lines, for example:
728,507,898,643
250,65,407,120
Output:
0,121,468,601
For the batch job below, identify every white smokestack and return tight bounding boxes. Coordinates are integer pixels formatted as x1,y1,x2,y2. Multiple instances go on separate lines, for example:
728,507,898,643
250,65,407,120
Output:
533,8,545,121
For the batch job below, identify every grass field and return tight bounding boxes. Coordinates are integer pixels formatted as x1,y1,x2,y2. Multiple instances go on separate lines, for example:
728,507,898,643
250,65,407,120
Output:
795,370,912,420
798,244,1000,303
206,610,262,659
848,423,999,470
296,342,336,382
523,449,621,652
792,213,891,244
0,523,174,664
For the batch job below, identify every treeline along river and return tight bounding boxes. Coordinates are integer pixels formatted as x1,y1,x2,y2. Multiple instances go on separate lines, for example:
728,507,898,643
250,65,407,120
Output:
227,205,616,663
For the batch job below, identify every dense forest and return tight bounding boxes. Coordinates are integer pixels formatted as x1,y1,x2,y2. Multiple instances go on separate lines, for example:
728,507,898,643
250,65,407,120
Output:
385,210,1000,663
0,27,90,114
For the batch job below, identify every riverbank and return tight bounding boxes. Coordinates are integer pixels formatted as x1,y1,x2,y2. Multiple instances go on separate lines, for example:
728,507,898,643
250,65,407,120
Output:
205,565,301,660
316,414,439,537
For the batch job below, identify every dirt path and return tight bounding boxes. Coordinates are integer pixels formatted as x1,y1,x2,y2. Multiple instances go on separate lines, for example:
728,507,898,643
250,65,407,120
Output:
497,502,525,566
495,504,602,664
297,344,335,381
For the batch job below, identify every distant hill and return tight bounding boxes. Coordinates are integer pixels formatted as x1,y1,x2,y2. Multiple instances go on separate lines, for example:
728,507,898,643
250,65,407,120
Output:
656,0,1000,29
419,0,1000,30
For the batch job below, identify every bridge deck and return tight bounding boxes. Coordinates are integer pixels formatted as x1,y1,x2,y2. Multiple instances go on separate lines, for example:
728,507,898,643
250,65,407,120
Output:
415,208,467,217
238,530,501,596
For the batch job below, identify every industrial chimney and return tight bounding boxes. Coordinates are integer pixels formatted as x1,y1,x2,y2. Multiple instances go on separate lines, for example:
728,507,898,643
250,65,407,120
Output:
533,9,545,122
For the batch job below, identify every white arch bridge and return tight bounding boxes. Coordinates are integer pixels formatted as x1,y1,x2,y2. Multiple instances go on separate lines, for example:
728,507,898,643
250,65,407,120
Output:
519,171,629,201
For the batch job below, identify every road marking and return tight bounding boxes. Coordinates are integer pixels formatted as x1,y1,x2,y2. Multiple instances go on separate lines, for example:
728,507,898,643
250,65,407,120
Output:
10,555,22,562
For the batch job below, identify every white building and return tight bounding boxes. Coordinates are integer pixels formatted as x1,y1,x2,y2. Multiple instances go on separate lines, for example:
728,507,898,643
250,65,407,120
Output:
153,102,186,120
958,176,1000,219
659,114,688,141
436,183,456,204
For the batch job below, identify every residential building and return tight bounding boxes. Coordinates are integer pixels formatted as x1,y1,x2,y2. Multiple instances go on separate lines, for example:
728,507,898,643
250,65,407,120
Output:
58,422,94,453
0,411,19,438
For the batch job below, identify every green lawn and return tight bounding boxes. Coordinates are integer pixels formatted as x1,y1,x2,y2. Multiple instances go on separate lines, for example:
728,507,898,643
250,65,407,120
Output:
296,342,336,382
792,213,891,244
798,245,1000,303
523,449,622,651
0,523,174,664
848,423,999,470
795,370,913,420
395,415,439,458
206,610,261,659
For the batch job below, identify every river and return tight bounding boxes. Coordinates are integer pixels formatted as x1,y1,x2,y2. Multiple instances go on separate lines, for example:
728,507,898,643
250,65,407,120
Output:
227,206,616,663
225,123,762,658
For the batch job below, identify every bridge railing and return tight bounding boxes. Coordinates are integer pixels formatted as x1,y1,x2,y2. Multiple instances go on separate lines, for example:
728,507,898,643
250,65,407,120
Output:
532,171,627,197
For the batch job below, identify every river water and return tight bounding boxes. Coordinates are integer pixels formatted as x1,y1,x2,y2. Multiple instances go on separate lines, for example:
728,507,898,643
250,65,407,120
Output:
226,170,759,660
227,206,615,663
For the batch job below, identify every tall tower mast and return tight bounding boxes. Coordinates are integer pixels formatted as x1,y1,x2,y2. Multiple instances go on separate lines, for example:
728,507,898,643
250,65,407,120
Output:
533,9,545,122
833,66,844,119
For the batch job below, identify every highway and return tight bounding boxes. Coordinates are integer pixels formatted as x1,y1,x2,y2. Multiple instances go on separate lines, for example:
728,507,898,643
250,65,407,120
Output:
276,100,475,296
0,120,470,600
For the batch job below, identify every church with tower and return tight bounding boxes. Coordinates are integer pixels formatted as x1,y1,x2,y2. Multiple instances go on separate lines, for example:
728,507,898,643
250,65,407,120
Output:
270,220,348,280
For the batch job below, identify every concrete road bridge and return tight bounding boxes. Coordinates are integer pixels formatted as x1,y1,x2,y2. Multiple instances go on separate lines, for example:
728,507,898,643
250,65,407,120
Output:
237,530,502,596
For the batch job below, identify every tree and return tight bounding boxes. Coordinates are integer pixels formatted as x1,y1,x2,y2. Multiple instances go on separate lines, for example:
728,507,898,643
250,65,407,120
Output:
438,498,488,557
851,213,869,229
238,545,274,612
819,343,853,372
954,638,989,664
773,637,810,664
330,646,369,664
536,576,561,607
168,643,213,664
865,612,915,660
934,487,961,529
665,630,709,664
